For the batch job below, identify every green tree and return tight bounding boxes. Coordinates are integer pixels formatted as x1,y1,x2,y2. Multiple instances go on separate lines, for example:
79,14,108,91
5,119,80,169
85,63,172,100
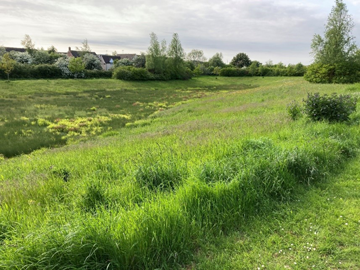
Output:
68,57,85,78
167,33,186,79
0,46,6,57
47,45,57,54
248,61,260,76
33,50,51,65
76,39,92,57
145,32,167,75
208,53,225,68
133,53,146,68
0,53,16,81
115,58,133,68
82,53,102,70
21,34,36,55
186,49,207,64
311,0,357,64
230,52,251,68
354,50,360,64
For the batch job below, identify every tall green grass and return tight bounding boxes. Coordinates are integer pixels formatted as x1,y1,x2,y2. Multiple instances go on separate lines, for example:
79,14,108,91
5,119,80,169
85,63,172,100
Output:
0,77,359,269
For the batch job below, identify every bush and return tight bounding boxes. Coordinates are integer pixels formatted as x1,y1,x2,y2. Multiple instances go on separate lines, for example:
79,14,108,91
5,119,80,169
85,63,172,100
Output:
113,66,153,81
304,63,335,83
287,100,302,120
304,62,360,84
10,51,33,64
82,53,102,70
303,92,357,122
84,70,112,78
68,58,85,78
219,67,249,77
32,50,52,65
54,57,72,78
31,64,62,79
0,63,31,79
0,63,112,80
333,62,360,83
114,58,133,67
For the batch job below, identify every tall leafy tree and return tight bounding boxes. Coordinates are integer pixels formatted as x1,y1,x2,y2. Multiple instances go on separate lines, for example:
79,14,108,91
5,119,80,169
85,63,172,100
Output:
133,53,146,68
21,34,36,55
68,57,85,78
230,53,251,68
76,39,92,57
0,53,16,81
186,49,207,64
146,32,167,75
311,0,357,64
47,45,58,54
208,53,225,68
167,33,186,78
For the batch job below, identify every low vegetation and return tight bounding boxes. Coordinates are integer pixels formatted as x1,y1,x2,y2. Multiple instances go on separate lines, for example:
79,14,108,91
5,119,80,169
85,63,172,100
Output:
0,77,255,158
0,2,360,268
0,77,359,269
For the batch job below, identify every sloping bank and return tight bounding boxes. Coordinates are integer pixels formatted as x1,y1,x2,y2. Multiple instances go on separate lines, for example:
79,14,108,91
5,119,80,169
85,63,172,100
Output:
0,119,359,269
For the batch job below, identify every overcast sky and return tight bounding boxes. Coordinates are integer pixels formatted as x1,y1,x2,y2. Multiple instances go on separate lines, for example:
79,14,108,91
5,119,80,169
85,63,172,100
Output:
1,0,360,64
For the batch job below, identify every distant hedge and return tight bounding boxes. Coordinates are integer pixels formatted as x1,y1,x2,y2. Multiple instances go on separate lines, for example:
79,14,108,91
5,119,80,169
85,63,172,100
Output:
113,66,154,81
0,64,62,79
0,64,112,80
84,70,112,79
219,65,307,77
219,68,250,77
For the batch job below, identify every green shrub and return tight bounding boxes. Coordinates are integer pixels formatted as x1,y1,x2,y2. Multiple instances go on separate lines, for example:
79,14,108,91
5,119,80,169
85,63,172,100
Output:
303,92,357,122
287,100,302,120
219,67,249,77
0,64,62,79
0,63,31,79
304,62,360,84
304,63,335,83
131,67,154,81
181,67,193,80
113,66,153,81
84,70,112,78
333,62,360,83
31,64,62,79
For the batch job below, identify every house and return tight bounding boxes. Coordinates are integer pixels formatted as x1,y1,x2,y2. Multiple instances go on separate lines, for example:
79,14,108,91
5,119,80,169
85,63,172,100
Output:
117,54,137,61
4,47,26,53
98,54,122,71
67,47,97,58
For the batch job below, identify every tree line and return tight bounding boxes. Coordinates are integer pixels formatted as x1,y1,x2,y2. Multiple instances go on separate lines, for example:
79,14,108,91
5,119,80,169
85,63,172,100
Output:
0,33,308,81
2,0,359,83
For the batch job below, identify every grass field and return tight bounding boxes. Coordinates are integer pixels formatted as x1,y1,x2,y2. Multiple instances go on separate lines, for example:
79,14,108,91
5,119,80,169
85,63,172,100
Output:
0,77,359,269
1,77,256,158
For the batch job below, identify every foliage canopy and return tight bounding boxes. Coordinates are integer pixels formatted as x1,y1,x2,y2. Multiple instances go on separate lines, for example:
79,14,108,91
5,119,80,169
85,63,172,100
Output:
208,53,225,68
311,0,357,64
230,53,252,68
0,53,16,80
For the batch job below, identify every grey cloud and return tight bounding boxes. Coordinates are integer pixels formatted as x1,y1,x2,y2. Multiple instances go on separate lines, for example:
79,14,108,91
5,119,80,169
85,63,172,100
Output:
1,0,359,64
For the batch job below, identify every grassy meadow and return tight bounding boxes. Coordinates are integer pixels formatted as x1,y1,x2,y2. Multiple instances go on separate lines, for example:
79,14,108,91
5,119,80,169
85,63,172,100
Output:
1,77,255,158
0,77,360,269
